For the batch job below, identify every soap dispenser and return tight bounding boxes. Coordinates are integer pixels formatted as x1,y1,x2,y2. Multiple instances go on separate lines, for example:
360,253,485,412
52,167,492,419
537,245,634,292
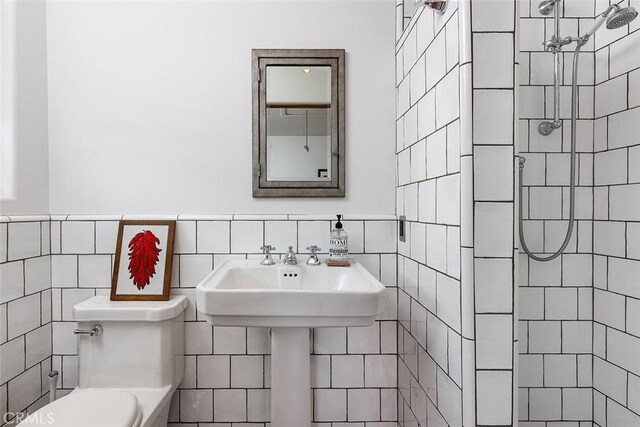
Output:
329,214,349,261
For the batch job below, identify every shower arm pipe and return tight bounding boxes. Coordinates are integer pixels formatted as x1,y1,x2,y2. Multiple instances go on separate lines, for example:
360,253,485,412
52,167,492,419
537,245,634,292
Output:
519,40,585,262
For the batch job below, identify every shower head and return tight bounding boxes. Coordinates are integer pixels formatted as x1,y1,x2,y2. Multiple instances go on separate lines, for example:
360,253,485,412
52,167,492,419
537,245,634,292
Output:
538,0,558,15
414,0,447,15
606,6,638,29
586,5,638,37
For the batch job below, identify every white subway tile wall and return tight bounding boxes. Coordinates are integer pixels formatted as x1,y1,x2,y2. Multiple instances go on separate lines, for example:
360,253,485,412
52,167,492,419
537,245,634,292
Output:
591,0,640,424
519,0,640,425
44,216,398,426
397,1,519,426
397,1,469,426
519,0,596,425
0,219,52,425
470,1,519,426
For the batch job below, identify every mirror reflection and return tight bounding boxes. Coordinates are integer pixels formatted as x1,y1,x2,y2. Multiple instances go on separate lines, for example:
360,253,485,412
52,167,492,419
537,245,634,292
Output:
266,66,332,182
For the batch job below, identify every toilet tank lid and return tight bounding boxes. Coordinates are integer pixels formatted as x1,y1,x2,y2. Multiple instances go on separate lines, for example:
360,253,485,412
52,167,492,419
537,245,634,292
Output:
73,295,188,322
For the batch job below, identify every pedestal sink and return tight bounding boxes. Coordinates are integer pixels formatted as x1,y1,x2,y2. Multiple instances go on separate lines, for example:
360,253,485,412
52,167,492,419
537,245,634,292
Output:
195,259,386,427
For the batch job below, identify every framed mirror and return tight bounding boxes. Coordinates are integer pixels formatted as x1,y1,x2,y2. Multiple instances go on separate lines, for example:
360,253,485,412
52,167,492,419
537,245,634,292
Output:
252,49,345,197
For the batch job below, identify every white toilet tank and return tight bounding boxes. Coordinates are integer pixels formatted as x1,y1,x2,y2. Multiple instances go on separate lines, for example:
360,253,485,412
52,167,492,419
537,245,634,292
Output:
72,295,188,390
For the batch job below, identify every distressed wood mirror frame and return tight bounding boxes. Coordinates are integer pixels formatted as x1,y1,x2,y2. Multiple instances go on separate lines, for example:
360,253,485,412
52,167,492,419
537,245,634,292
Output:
252,49,346,197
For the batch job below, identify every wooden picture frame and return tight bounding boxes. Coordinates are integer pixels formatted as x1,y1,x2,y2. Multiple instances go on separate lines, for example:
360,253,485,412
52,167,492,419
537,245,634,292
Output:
110,220,175,301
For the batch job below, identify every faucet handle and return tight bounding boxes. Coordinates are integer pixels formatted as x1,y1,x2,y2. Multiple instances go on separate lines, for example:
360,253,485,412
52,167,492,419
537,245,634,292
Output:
306,245,322,266
261,245,276,253
260,245,276,265
306,245,321,254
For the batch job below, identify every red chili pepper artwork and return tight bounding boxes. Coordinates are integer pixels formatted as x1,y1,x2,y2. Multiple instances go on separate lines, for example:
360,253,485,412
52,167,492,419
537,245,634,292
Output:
127,230,162,290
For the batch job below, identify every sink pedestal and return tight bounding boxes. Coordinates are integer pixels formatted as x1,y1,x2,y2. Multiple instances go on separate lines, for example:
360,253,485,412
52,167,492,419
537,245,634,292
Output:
271,328,311,426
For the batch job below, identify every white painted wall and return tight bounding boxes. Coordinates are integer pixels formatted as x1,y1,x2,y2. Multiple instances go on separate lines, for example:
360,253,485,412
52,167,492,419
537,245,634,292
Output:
0,0,49,215
46,0,396,215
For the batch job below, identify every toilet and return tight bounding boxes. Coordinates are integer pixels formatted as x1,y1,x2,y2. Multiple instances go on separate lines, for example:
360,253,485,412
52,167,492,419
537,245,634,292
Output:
19,295,187,427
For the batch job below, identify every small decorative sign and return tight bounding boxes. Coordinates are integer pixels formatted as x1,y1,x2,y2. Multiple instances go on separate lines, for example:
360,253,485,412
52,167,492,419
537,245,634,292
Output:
110,220,175,301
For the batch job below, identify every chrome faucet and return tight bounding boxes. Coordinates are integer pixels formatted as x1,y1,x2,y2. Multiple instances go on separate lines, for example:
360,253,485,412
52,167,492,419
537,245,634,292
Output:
260,245,276,265
283,246,297,265
306,245,321,266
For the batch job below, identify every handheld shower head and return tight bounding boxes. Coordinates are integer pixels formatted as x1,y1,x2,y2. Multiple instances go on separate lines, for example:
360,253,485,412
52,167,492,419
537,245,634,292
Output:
606,6,638,29
586,4,638,37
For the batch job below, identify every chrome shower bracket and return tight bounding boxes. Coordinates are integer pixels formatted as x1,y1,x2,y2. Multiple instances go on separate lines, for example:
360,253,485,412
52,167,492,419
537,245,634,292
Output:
538,32,590,136
414,0,447,15
543,35,575,53
576,35,590,47
538,0,563,136
518,156,526,169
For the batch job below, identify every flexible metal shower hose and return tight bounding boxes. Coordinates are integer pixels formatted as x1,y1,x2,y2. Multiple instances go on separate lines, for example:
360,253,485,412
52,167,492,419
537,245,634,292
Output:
518,41,585,262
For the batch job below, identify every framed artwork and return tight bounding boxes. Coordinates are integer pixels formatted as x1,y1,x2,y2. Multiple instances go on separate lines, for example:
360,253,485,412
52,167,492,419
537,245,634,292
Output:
111,220,175,301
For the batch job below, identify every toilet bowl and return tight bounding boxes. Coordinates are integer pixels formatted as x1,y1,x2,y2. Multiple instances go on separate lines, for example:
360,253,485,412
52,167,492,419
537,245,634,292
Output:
20,389,143,427
19,295,187,427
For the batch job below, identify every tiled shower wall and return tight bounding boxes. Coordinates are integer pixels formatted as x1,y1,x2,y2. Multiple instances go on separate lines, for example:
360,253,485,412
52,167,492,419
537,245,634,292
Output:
519,0,640,425
0,218,52,426
395,2,464,426
469,1,520,426
592,0,640,424
396,1,520,426
396,1,517,426
518,0,596,424
42,214,398,426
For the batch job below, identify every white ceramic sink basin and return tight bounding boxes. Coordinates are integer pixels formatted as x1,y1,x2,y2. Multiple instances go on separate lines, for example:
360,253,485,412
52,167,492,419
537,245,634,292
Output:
196,259,386,426
195,259,386,327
